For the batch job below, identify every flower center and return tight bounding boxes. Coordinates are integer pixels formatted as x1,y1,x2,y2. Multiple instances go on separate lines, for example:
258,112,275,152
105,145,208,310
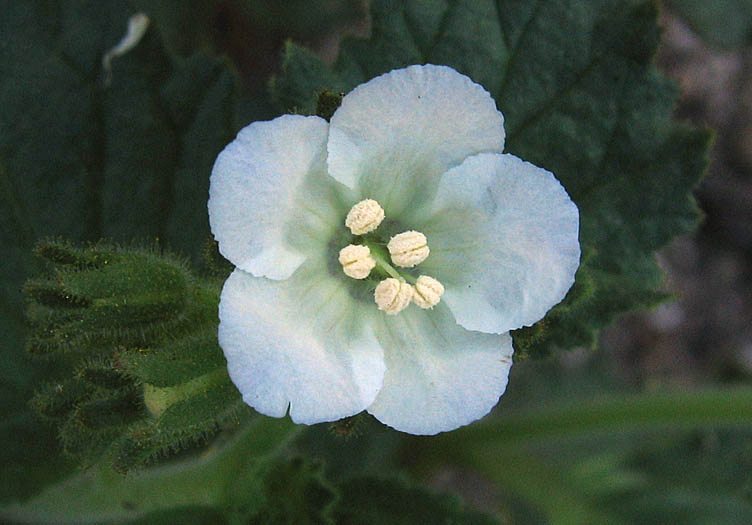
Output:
338,199,444,315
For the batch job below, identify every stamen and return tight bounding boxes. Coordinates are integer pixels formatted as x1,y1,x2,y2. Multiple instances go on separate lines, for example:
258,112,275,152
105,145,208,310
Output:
338,244,376,279
345,199,385,235
374,278,413,315
387,231,430,267
412,275,444,309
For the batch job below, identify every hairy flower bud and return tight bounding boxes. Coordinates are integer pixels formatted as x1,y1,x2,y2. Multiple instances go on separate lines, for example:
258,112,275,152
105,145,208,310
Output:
338,244,376,279
345,199,385,235
374,278,413,315
412,275,445,309
387,231,429,267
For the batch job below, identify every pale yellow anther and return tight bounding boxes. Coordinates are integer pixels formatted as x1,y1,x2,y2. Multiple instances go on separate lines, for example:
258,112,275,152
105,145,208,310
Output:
374,278,413,315
412,275,445,309
345,199,385,235
338,244,376,279
387,230,430,268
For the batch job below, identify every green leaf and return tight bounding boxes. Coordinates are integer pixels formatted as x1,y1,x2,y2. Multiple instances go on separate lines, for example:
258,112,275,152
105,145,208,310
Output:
437,388,752,449
0,0,271,500
129,0,367,61
668,0,752,48
333,476,499,524
240,458,338,524
270,0,712,355
0,1,257,261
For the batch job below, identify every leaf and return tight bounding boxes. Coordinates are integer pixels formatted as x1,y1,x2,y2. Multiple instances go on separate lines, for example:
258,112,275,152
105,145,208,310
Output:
0,0,271,500
240,458,339,525
129,0,368,65
667,0,752,48
333,476,499,524
270,0,712,355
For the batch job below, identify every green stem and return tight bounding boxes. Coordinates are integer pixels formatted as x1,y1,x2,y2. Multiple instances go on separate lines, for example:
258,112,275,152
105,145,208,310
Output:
143,367,229,418
364,241,416,283
445,387,752,447
0,417,299,523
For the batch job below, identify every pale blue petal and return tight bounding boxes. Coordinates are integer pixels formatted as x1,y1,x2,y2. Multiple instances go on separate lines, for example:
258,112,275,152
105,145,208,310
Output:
328,65,505,217
366,305,513,435
418,153,580,334
209,114,347,280
219,263,385,425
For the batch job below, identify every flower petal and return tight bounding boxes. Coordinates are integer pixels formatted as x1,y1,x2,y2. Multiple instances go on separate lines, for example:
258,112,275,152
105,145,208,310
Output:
418,153,580,334
209,114,344,280
366,305,513,435
328,65,505,216
219,265,385,425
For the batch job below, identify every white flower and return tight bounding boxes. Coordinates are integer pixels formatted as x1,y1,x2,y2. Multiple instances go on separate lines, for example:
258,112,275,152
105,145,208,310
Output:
208,65,580,435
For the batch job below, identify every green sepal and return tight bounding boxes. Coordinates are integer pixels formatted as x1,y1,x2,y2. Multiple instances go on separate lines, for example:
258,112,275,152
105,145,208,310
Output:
118,332,227,388
54,250,189,320
58,420,122,467
30,379,93,422
33,239,103,269
113,392,249,474
151,373,241,428
24,241,245,472
25,243,217,356
316,89,344,121
74,386,143,430
24,278,91,309
201,238,234,281
76,356,134,390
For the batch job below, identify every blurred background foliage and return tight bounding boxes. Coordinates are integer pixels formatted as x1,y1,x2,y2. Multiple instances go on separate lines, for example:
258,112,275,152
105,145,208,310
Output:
1,0,751,523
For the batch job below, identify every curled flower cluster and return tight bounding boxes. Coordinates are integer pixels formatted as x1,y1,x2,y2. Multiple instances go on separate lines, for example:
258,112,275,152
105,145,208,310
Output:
209,65,580,435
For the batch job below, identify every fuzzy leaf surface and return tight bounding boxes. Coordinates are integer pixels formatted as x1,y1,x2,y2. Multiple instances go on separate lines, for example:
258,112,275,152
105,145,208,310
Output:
0,0,269,501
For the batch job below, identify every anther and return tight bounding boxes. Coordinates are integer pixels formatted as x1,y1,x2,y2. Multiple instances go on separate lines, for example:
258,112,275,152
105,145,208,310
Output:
345,199,385,235
339,244,376,279
387,231,429,267
374,278,413,315
412,275,444,309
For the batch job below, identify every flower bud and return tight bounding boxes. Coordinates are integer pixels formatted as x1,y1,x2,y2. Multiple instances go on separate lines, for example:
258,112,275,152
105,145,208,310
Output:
387,230,429,267
374,278,413,315
338,244,376,279
345,199,385,235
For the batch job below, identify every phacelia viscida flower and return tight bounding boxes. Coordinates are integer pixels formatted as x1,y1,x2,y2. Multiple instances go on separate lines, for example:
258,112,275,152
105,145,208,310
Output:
208,65,580,435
